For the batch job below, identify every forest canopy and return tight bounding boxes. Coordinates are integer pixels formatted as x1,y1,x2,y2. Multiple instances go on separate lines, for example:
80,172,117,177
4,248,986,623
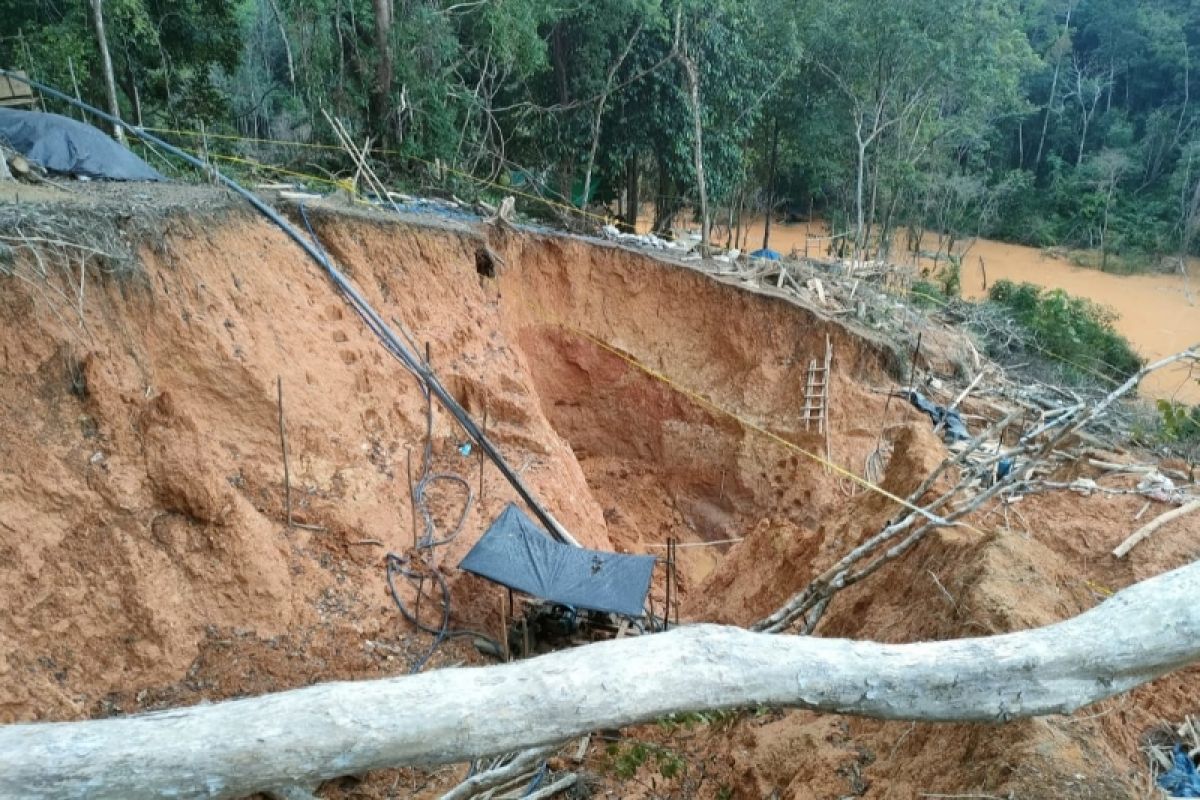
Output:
4,0,1200,265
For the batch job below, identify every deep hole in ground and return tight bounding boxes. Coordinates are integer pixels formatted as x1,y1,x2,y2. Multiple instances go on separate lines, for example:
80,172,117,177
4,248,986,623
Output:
0,188,1196,799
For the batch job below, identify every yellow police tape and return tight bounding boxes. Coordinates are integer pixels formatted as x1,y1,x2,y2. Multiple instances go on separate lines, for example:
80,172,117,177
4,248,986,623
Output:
544,316,990,536
144,126,615,227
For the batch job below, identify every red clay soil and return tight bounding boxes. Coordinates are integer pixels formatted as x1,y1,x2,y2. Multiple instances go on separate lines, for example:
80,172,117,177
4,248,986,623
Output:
0,189,1196,799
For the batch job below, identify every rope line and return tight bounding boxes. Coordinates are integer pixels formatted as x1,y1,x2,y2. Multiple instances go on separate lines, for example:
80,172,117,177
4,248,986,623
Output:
548,320,972,532
144,126,617,226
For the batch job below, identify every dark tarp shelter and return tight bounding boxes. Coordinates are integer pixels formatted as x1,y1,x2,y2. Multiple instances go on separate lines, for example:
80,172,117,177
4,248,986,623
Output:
0,108,164,181
459,503,656,617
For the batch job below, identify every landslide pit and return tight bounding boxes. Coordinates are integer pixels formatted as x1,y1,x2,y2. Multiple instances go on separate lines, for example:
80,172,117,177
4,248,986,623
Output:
0,188,1195,799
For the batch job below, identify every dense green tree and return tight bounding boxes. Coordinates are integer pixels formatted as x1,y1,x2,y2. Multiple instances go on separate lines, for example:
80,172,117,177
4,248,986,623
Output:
4,0,1200,263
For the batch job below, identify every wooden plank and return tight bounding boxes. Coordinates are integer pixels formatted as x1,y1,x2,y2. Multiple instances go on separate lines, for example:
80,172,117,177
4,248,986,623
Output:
0,71,35,107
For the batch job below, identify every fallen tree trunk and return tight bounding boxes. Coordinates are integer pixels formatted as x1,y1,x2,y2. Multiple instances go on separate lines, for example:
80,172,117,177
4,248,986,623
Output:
3,559,1199,799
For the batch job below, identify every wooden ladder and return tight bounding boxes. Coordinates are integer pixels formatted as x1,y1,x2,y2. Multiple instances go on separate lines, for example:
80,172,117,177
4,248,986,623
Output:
802,335,832,432
801,335,834,464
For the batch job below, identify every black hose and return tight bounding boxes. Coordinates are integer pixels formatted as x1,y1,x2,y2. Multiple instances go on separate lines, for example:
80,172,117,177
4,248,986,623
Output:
0,68,576,546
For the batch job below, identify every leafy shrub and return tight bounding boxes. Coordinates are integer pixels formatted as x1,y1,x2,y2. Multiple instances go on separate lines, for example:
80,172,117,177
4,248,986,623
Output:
1156,400,1200,443
986,280,1144,384
909,279,947,309
937,255,962,298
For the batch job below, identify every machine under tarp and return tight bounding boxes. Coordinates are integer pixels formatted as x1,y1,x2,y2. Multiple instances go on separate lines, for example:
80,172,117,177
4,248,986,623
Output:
0,108,164,180
460,503,656,617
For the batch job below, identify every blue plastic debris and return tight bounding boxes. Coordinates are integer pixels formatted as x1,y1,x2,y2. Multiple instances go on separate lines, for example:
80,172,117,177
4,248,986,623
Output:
1159,744,1200,798
458,442,472,457
996,458,1014,481
750,248,782,261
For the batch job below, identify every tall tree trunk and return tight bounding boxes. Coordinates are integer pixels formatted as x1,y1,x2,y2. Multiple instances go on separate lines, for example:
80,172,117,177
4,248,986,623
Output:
1035,3,1074,172
1076,103,1093,168
581,23,643,212
1105,61,1114,114
88,0,125,143
266,0,296,89
550,24,573,205
653,152,675,234
370,0,393,141
865,150,882,258
854,133,868,259
762,115,779,251
680,48,709,247
3,559,1200,800
623,152,640,233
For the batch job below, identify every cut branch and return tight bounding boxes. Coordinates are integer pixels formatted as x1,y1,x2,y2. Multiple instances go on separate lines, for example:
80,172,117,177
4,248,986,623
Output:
3,559,1200,799
440,746,559,800
1112,498,1200,558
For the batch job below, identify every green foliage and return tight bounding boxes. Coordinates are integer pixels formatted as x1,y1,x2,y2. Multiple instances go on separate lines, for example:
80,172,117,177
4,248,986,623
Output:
937,256,962,299
6,0,1200,263
986,279,1144,383
1156,399,1200,443
909,279,947,309
1,0,240,126
656,708,744,733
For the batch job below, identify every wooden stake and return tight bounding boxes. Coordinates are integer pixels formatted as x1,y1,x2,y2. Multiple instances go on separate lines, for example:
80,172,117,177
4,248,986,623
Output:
277,376,292,528
66,57,85,122
479,406,488,505
499,588,509,662
406,447,417,548
823,334,833,467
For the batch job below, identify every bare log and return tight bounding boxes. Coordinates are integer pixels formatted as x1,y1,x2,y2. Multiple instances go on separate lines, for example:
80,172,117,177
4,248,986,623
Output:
2,559,1200,799
1112,498,1200,558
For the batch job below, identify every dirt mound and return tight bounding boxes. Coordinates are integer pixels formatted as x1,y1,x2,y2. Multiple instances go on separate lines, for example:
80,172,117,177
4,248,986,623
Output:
0,188,1195,798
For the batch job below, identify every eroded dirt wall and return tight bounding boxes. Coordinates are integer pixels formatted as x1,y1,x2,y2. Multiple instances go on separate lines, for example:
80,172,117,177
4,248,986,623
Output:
0,210,611,724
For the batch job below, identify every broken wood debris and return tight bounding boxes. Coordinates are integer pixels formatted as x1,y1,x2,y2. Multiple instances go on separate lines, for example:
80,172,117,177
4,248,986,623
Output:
1112,498,1200,558
755,348,1200,634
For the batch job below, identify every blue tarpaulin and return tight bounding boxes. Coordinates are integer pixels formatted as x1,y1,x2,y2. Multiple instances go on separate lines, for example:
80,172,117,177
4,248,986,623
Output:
750,248,782,260
459,503,656,617
0,108,164,181
1159,744,1200,797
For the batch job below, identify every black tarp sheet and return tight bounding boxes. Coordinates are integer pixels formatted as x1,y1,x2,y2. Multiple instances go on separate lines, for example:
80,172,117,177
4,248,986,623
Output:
0,108,164,181
904,389,970,442
459,503,656,617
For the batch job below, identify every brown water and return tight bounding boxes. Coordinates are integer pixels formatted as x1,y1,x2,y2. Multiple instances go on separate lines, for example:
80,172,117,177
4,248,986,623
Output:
655,215,1200,402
